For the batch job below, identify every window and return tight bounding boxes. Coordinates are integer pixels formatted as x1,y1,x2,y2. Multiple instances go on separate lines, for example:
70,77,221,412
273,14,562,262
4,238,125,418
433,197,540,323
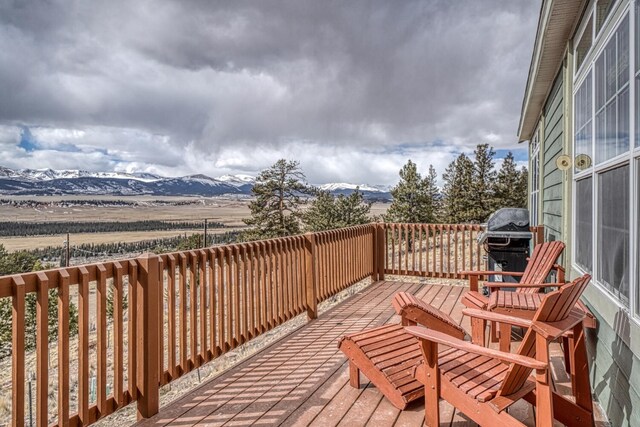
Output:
636,2,640,146
575,72,593,171
637,160,640,315
597,0,618,34
597,164,630,305
572,8,637,314
576,15,594,71
636,159,640,315
594,16,630,164
530,131,540,226
576,178,593,271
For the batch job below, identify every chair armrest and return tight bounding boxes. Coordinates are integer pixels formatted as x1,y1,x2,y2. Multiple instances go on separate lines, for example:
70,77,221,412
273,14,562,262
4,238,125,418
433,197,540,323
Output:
485,282,563,289
405,326,547,370
461,270,525,277
462,309,533,329
531,308,585,340
552,263,566,282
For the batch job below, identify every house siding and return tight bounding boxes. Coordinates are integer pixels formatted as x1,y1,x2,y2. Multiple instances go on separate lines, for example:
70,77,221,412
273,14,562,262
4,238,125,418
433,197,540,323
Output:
585,304,640,426
542,70,564,242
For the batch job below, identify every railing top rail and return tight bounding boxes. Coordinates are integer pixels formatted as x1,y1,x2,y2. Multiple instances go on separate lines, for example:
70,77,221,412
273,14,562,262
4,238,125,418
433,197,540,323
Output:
313,223,375,238
383,222,485,228
0,258,134,297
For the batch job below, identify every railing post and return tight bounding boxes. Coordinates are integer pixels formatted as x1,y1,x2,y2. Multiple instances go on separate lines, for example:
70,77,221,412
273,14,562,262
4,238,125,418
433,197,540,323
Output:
136,253,160,420
536,226,545,245
304,233,318,320
372,223,386,281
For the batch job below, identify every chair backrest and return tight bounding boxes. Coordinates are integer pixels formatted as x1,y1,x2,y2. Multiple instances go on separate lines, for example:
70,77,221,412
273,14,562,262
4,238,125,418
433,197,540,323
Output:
517,241,565,294
498,274,591,396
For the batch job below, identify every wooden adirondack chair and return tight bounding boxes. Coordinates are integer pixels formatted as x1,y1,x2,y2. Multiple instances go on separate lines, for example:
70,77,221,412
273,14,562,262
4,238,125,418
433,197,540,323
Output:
462,240,565,310
337,293,466,409
407,274,594,427
461,240,565,346
392,291,467,339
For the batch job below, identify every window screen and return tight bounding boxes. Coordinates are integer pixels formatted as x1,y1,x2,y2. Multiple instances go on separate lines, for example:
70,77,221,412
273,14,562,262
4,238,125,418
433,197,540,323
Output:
575,72,593,172
576,15,593,72
594,16,630,164
576,178,593,272
596,0,616,34
597,164,629,305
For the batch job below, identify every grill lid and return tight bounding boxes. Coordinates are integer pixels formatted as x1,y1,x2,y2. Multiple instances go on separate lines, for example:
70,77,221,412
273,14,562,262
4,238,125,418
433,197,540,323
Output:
486,208,529,232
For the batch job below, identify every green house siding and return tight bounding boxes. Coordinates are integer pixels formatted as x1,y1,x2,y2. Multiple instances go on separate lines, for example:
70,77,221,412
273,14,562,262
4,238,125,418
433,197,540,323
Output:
542,70,564,242
585,304,640,426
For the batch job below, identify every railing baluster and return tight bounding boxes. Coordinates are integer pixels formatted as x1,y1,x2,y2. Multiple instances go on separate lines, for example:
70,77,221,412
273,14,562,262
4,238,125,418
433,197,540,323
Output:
199,250,207,362
216,248,225,353
113,262,124,405
208,251,216,358
248,244,256,337
259,242,268,332
224,247,233,349
96,265,107,415
461,226,467,275
240,245,251,342
11,276,26,427
189,252,198,366
57,270,70,425
283,239,291,320
78,266,90,423
233,246,242,344
178,253,188,372
128,260,138,401
35,272,49,426
167,255,177,377
157,257,165,384
277,240,285,323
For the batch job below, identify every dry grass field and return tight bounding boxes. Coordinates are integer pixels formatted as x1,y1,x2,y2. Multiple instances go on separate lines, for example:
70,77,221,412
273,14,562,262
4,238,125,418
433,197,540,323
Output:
0,196,389,252
0,196,253,225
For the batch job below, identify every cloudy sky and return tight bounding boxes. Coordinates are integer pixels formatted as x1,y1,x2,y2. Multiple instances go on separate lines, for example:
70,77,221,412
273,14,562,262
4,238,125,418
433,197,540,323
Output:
0,0,539,185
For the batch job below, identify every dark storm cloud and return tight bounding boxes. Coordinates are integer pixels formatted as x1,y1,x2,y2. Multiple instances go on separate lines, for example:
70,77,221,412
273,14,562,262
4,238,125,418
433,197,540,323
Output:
0,0,539,183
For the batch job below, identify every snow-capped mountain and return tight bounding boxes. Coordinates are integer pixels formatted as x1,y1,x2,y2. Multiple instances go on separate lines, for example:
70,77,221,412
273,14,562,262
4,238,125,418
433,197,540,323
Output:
319,182,385,193
0,166,391,200
217,174,255,186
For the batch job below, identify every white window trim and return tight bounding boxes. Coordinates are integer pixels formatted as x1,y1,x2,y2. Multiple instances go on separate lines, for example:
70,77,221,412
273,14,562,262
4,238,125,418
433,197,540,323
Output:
571,0,640,324
530,127,541,227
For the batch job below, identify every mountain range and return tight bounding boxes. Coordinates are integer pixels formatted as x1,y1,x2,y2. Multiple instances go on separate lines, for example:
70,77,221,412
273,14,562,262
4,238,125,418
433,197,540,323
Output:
0,166,391,200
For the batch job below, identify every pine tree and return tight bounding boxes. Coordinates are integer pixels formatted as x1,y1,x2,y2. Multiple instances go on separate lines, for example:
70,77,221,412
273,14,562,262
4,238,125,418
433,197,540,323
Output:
303,190,337,232
471,144,496,222
423,165,441,223
441,154,476,223
494,152,528,209
385,160,440,223
304,189,372,231
242,159,310,240
335,189,372,227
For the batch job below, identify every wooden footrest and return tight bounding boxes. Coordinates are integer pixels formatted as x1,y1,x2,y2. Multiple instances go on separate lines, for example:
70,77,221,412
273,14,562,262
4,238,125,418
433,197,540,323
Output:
338,324,424,409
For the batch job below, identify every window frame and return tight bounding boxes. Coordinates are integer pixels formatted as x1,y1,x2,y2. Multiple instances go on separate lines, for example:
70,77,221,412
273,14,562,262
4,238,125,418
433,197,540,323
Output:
575,10,595,74
530,127,541,226
572,1,639,321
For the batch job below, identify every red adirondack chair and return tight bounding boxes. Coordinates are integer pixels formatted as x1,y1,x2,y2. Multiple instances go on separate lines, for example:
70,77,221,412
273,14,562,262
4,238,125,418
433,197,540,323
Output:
337,293,466,409
407,274,594,427
461,240,566,346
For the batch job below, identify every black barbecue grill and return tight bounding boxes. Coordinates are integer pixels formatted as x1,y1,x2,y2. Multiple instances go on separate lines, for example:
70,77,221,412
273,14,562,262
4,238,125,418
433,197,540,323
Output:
478,208,533,286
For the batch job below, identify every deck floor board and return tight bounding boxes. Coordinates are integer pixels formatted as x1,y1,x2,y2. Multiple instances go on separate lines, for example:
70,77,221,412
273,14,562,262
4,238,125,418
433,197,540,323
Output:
135,280,572,426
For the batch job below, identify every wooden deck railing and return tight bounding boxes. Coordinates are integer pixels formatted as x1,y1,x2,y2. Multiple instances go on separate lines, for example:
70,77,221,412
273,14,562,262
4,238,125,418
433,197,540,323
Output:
384,223,485,279
0,222,543,426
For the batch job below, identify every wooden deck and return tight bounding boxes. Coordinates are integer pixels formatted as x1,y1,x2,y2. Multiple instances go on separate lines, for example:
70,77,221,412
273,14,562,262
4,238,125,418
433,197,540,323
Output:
135,280,574,426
